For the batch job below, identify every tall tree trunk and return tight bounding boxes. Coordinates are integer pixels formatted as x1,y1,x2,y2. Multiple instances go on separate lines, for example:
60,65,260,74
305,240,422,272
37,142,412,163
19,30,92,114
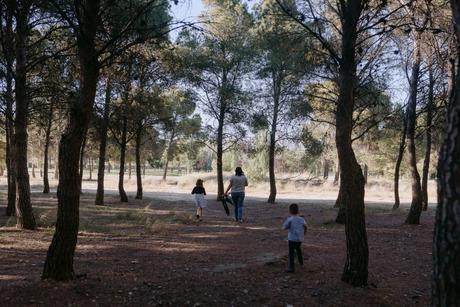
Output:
393,113,407,210
42,102,53,194
95,77,111,206
323,160,329,179
135,123,143,199
108,160,111,173
4,4,15,216
363,164,368,185
118,116,128,202
54,145,59,180
432,2,460,302
32,163,35,178
42,0,100,281
89,157,93,180
162,130,175,181
268,73,280,204
79,131,87,194
333,162,340,186
216,108,225,201
335,182,346,224
336,1,368,286
14,3,35,229
405,34,423,225
128,160,132,180
421,60,434,211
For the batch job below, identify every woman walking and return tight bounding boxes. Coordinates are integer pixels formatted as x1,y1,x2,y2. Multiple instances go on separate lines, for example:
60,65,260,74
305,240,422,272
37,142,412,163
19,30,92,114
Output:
224,167,248,223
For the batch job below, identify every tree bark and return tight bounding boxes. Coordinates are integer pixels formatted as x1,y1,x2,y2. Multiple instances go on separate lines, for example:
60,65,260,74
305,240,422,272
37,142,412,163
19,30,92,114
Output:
336,0,368,286
363,164,368,185
393,113,407,210
79,131,87,194
335,182,346,224
43,102,54,193
128,160,132,180
95,76,111,206
118,116,128,202
432,2,460,303
54,145,59,180
323,160,329,179
162,129,175,181
14,3,36,229
216,108,225,201
421,59,434,211
333,161,340,186
135,122,143,199
42,0,100,281
404,34,423,225
268,72,280,204
89,157,93,180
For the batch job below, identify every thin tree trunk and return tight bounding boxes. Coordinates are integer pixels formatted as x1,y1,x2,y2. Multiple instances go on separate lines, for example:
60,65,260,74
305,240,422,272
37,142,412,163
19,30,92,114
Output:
108,160,111,173
89,157,93,180
336,1,368,286
14,3,35,229
42,0,100,281
128,160,132,180
43,103,53,194
118,116,128,202
432,2,460,302
323,160,329,179
79,131,87,194
405,34,423,225
421,59,434,211
135,123,143,199
333,162,340,186
363,164,368,185
95,76,111,206
216,113,225,201
162,130,175,181
54,145,59,180
393,113,407,210
32,163,35,178
268,72,280,204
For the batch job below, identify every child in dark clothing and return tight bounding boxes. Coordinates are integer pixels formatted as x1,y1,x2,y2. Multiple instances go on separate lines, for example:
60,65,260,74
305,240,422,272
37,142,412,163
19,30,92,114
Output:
191,179,206,220
282,203,307,272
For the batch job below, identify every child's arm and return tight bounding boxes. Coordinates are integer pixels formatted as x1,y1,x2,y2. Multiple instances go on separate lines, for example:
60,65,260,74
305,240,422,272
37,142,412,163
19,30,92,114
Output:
191,187,195,194
303,224,307,235
203,188,206,196
282,218,290,230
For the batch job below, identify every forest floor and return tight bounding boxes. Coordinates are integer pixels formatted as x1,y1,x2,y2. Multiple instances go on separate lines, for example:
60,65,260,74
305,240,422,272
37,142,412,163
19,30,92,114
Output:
0,177,434,307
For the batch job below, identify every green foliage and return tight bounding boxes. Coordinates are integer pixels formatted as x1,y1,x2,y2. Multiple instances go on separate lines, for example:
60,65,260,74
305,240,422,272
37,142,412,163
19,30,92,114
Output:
245,131,269,181
301,127,324,165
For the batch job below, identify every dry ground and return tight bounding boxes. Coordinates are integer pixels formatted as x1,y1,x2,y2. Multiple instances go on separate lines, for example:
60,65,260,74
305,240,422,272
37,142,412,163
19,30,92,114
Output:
0,179,434,307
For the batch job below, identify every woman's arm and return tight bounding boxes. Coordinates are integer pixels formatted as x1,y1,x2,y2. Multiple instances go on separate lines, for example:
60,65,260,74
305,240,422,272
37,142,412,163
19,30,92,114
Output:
224,182,232,195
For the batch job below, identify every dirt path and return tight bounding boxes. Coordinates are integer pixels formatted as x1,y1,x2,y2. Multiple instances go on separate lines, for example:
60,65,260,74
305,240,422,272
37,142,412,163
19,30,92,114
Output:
0,191,434,306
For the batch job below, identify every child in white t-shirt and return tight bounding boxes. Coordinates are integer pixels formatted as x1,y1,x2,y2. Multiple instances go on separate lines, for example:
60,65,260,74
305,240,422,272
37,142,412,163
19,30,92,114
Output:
282,203,307,272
